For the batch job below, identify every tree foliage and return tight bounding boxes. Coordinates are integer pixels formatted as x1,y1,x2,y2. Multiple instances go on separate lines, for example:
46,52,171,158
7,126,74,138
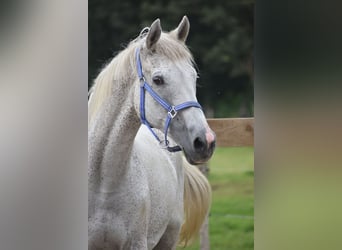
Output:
89,0,254,117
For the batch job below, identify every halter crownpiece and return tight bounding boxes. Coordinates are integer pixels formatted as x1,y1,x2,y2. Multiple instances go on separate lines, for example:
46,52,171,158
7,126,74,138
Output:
135,47,202,153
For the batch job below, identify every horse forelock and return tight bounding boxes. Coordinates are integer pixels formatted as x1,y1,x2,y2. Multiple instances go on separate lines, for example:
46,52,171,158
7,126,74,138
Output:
88,32,194,124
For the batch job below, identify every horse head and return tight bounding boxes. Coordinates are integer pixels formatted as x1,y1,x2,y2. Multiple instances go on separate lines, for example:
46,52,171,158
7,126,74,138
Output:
133,16,216,164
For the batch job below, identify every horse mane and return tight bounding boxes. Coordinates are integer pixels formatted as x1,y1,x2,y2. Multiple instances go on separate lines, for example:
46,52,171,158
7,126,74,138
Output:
88,32,194,124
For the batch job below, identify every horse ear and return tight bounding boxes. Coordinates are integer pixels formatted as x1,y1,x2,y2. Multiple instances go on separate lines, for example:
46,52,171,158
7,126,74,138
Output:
171,16,190,43
146,19,162,50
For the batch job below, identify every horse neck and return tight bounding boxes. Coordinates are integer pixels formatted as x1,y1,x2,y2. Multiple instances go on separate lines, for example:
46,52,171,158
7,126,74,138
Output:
88,77,140,193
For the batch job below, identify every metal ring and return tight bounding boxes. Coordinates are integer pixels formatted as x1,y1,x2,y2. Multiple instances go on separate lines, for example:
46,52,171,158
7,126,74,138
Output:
139,27,150,38
159,140,169,149
139,77,146,87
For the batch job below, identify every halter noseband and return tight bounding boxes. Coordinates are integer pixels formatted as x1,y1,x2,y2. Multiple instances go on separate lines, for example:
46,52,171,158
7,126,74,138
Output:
135,47,202,153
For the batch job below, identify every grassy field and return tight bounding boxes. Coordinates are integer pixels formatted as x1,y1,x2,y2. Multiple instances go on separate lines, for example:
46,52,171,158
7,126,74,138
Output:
178,147,254,250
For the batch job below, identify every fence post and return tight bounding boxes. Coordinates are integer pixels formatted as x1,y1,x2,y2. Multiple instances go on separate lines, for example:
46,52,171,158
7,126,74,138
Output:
198,163,210,250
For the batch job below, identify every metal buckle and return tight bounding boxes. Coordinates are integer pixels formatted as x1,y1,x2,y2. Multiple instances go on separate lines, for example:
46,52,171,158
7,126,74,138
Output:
139,76,145,87
168,106,177,119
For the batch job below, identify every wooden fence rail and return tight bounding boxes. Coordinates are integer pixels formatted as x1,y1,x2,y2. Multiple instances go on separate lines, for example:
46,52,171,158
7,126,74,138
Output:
207,118,254,147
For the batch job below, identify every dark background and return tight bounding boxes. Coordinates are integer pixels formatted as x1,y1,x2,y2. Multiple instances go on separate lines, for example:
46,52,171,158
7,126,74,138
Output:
88,0,254,118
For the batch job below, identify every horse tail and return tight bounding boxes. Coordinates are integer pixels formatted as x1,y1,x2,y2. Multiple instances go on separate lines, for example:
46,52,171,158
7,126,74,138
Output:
179,158,212,246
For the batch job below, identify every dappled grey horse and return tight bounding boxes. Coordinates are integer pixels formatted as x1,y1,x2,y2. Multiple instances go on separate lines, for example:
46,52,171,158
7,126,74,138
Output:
88,16,216,249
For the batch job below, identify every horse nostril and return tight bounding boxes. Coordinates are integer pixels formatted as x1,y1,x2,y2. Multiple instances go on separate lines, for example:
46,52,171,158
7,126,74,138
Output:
209,140,216,151
194,137,206,152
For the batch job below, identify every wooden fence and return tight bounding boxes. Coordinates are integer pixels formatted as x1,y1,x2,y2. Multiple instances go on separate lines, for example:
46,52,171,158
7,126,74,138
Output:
207,118,254,147
199,117,254,250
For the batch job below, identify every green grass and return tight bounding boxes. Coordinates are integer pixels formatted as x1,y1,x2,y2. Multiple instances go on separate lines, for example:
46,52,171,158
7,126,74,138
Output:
178,147,254,250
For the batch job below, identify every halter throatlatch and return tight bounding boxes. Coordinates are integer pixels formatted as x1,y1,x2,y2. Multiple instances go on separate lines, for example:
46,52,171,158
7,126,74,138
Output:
135,47,202,153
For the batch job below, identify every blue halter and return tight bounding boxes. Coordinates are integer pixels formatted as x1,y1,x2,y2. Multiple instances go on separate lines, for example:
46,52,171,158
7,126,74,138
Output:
135,47,202,152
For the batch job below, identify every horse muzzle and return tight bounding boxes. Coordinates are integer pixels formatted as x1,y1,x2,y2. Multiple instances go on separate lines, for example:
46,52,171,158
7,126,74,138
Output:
183,128,216,165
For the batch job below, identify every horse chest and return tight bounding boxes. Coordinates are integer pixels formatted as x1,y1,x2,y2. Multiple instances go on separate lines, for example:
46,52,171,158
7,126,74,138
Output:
89,167,151,249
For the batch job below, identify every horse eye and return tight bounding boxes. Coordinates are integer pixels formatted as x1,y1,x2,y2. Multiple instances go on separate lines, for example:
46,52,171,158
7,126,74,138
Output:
152,76,164,85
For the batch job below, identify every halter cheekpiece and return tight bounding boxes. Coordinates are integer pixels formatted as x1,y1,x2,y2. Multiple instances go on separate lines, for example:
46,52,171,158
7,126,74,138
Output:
135,47,202,152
